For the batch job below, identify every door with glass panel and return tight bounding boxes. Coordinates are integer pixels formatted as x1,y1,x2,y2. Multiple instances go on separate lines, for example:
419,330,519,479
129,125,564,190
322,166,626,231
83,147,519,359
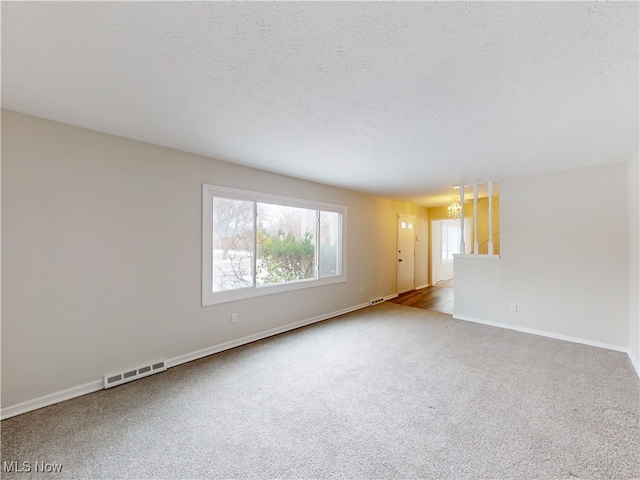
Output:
397,214,415,294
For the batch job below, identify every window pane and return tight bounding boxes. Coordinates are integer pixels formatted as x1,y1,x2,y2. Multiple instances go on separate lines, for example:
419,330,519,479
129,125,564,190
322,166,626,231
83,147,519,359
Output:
256,204,316,285
212,197,255,292
449,226,461,257
441,223,461,262
442,225,448,261
319,211,341,278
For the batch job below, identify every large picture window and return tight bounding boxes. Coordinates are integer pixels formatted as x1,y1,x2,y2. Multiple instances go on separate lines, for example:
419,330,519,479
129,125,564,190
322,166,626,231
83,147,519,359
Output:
203,185,346,305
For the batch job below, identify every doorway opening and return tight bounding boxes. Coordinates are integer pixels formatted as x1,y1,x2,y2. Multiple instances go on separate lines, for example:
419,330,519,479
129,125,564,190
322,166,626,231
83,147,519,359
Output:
430,218,471,285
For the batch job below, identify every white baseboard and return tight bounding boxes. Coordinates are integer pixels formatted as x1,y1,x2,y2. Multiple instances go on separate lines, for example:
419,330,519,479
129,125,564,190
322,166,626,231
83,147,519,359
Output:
415,284,430,290
1,302,371,420
10,306,634,420
1,379,104,421
166,302,370,368
383,294,398,301
453,314,629,353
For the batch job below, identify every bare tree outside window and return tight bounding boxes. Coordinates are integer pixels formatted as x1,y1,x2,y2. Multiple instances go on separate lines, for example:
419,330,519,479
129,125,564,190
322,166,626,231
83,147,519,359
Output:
212,197,254,291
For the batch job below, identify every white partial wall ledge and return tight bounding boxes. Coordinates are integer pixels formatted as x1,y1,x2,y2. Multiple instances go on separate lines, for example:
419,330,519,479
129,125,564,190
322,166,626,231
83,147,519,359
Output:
454,254,501,259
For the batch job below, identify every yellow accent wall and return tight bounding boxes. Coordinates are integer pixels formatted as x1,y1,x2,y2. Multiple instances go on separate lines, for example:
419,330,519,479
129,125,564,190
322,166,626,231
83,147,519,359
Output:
428,196,500,253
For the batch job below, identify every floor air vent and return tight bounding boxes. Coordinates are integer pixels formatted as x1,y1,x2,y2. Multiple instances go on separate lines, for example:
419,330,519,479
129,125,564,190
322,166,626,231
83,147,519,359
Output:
370,297,385,305
104,360,167,389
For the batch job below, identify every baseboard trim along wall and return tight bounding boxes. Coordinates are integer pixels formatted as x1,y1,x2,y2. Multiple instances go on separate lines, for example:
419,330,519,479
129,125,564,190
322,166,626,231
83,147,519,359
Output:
166,302,370,368
0,379,105,421
10,302,630,420
453,314,638,376
1,302,371,420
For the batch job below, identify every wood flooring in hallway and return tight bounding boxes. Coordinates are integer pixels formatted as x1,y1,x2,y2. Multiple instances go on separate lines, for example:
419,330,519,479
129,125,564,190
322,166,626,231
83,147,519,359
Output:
387,284,454,315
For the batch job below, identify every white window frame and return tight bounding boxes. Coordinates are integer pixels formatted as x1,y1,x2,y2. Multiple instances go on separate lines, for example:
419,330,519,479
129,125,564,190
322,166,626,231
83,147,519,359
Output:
441,222,462,265
202,184,347,306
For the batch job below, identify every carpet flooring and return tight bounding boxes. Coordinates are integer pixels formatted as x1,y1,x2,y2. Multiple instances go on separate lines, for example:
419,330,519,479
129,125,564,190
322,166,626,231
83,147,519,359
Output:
2,303,639,479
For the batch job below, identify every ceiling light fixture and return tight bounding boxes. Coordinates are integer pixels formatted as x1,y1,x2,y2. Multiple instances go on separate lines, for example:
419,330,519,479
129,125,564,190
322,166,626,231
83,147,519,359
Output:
447,200,461,219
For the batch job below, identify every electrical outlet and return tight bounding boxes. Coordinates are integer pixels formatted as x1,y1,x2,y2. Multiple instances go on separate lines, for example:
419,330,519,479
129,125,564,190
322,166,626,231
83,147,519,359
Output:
360,287,364,294
232,313,238,323
510,304,518,312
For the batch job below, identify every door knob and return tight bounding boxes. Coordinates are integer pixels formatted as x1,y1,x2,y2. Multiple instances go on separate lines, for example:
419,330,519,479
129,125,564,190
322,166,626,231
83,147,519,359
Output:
399,259,403,262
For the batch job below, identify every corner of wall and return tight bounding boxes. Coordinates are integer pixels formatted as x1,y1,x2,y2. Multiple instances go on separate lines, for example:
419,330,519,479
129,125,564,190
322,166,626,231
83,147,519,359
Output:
628,350,640,378
629,150,640,378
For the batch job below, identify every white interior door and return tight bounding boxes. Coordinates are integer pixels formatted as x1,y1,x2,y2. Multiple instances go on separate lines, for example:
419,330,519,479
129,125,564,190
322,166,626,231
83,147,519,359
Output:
397,214,416,294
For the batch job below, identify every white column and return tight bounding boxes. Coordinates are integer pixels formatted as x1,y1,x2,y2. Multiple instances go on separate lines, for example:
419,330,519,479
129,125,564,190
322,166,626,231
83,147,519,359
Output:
459,186,465,254
473,184,478,254
488,181,494,255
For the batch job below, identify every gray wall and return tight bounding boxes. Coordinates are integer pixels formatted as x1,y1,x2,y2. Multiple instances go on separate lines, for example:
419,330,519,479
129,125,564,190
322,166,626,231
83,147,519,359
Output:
455,162,630,351
629,151,639,372
1,110,429,408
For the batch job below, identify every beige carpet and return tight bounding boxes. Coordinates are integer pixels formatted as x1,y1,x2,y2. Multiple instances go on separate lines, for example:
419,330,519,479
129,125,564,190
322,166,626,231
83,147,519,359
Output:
2,303,638,479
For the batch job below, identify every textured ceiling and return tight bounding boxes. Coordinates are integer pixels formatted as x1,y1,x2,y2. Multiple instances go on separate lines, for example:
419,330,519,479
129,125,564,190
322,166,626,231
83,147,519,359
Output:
2,2,638,206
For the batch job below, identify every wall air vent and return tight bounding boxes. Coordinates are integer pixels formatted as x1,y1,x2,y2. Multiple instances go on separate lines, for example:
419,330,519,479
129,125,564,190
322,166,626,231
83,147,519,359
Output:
370,298,385,305
104,360,167,389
